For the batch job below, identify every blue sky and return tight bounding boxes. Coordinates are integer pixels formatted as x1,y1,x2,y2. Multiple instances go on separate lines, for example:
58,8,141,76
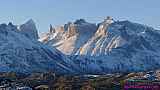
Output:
0,0,160,33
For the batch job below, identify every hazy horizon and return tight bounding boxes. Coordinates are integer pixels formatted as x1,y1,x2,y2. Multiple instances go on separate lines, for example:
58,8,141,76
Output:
0,0,160,33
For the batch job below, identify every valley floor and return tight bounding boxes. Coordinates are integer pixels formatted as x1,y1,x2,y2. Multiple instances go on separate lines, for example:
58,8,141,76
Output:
0,71,160,90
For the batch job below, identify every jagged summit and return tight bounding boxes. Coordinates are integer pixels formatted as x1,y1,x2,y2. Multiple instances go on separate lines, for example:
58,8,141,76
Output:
40,19,154,56
40,18,160,74
40,19,97,55
19,19,39,40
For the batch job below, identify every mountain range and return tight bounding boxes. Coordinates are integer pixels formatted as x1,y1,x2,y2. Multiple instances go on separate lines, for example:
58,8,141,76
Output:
0,17,160,74
40,17,160,74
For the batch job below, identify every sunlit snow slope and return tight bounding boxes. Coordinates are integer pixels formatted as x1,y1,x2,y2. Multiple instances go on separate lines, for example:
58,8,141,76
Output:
40,17,160,74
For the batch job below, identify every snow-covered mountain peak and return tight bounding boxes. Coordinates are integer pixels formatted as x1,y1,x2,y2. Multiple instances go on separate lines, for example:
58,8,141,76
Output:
0,22,77,74
1,18,160,74
40,18,159,57
38,18,160,74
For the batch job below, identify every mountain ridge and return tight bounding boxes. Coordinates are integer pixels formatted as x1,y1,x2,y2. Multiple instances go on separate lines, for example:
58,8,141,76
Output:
0,20,77,74
40,17,160,74
0,18,159,75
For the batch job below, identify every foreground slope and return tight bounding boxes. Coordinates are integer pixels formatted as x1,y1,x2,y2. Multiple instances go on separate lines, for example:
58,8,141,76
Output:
0,21,76,74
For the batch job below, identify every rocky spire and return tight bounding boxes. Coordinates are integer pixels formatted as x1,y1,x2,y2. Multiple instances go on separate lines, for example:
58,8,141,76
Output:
49,24,55,33
19,19,39,40
66,23,77,38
